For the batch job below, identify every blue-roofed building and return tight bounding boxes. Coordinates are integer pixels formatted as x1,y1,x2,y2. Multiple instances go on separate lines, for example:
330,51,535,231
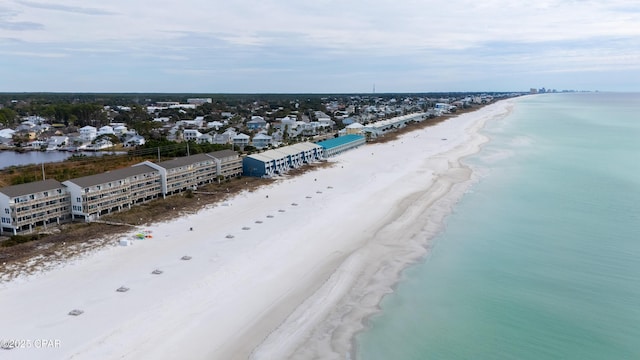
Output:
243,142,324,177
316,134,366,157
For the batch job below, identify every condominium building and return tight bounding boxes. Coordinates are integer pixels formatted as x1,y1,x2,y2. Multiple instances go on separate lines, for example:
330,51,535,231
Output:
140,153,218,196
207,150,243,179
0,179,71,235
0,151,242,232
63,165,162,221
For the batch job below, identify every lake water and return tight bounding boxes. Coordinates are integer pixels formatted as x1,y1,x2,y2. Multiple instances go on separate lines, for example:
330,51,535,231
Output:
0,150,122,170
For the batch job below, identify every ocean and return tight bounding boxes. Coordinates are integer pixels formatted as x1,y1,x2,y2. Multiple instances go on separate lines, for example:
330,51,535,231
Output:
355,93,640,359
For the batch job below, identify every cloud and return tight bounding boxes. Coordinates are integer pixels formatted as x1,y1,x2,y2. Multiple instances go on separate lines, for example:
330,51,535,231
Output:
3,50,67,58
15,0,117,16
2,0,640,92
0,5,43,31
0,20,43,31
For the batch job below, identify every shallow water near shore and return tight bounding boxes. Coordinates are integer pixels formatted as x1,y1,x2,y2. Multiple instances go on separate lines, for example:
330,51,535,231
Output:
356,93,640,359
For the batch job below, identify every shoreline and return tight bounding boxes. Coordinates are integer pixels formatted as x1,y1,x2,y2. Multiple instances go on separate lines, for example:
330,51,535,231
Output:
0,100,514,360
253,101,513,359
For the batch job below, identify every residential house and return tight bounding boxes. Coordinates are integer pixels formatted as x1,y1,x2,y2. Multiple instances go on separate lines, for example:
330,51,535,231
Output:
345,122,365,135
28,140,47,150
123,134,146,147
342,117,356,125
86,138,113,150
232,133,250,149
46,136,68,150
183,129,203,142
166,126,182,141
16,121,36,132
211,133,232,145
252,133,272,149
98,125,115,136
279,116,296,133
207,121,224,130
0,128,15,139
314,111,332,121
197,133,214,144
247,116,267,130
113,125,128,136
79,126,98,141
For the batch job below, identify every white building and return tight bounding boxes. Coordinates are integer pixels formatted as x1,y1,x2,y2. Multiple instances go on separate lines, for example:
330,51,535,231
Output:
79,126,97,141
252,133,272,149
232,133,251,148
187,98,212,105
197,133,213,144
0,128,15,139
46,136,69,150
98,125,114,136
183,129,203,141
0,179,71,235
345,122,365,135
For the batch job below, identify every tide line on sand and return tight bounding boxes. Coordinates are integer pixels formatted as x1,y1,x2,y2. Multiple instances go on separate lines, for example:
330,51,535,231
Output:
252,102,512,360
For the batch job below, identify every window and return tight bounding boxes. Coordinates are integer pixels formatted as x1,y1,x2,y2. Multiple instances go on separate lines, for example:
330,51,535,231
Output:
4,208,8,214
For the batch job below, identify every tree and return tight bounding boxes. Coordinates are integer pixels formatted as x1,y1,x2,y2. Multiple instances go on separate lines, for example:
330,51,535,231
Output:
0,108,17,126
11,132,30,147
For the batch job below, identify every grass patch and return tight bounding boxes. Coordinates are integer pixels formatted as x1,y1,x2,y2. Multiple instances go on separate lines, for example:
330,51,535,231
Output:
2,234,45,247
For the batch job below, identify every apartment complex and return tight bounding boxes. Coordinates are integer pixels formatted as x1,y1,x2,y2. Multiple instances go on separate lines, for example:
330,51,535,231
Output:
209,150,244,179
63,164,162,222
0,151,243,234
139,150,243,197
0,179,71,235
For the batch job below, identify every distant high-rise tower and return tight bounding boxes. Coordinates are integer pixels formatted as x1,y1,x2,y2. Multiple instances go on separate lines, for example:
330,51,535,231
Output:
373,83,376,94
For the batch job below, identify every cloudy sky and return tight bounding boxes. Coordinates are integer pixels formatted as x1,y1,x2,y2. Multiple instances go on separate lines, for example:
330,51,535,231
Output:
1,0,640,93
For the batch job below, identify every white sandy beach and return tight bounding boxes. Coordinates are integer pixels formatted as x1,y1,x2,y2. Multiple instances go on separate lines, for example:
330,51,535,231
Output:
0,100,512,360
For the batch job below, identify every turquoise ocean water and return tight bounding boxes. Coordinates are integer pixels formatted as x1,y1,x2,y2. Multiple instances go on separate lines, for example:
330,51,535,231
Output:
356,93,640,359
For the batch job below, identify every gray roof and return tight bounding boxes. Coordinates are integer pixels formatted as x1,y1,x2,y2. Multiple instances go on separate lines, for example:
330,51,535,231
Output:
207,150,238,160
288,142,322,152
246,153,276,162
0,179,64,198
156,153,214,170
273,147,302,157
64,164,158,188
